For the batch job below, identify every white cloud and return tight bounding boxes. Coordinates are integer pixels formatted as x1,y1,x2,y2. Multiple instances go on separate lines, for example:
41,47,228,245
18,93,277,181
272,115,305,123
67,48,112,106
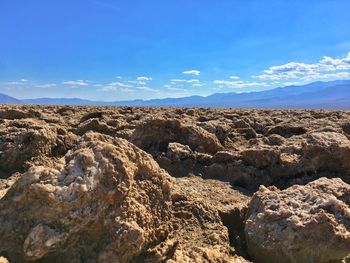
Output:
62,80,89,87
137,76,152,81
192,83,204,87
281,81,303,86
302,71,350,81
98,86,134,93
98,86,118,92
128,80,146,85
115,76,122,79
182,70,200,76
213,80,267,88
107,82,132,88
170,79,200,83
229,76,240,80
7,79,28,85
254,52,350,81
35,83,57,88
97,82,134,92
166,87,187,92
135,86,158,92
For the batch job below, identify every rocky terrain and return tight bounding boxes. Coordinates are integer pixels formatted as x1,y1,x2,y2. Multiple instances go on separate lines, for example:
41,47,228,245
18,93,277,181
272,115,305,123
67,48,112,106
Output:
0,105,349,263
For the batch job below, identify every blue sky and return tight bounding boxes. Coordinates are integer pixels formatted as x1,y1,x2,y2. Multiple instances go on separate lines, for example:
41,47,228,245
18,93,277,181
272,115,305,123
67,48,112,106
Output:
1,0,350,101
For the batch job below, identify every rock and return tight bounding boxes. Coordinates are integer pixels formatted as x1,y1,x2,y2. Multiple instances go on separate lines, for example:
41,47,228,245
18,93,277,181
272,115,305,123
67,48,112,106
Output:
167,142,193,160
241,148,281,168
0,109,38,120
267,134,285,146
267,125,307,138
0,173,20,199
131,119,224,154
302,132,350,173
245,177,350,263
79,111,104,122
233,119,251,129
236,128,257,140
0,132,172,262
147,176,250,263
0,123,78,178
212,151,239,163
75,118,115,136
342,122,350,135
156,142,197,177
1,105,350,262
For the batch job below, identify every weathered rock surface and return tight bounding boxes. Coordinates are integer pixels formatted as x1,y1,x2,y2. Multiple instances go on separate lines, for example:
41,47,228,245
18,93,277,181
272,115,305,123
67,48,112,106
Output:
0,130,249,262
245,177,350,263
0,105,350,262
131,119,224,155
0,132,173,262
143,176,250,263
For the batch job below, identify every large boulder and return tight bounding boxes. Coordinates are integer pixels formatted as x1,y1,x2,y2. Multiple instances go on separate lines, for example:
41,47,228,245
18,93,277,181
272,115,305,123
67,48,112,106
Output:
131,119,224,155
0,120,78,178
245,177,350,263
0,132,173,262
301,132,350,173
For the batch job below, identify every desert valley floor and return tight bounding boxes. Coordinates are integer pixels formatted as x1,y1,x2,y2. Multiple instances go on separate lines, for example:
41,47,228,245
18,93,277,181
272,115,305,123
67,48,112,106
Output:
0,105,349,263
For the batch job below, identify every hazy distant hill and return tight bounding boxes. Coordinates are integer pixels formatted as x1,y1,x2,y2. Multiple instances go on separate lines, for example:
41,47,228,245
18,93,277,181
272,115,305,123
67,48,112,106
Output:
1,79,350,109
114,80,350,108
0,93,22,104
22,97,99,106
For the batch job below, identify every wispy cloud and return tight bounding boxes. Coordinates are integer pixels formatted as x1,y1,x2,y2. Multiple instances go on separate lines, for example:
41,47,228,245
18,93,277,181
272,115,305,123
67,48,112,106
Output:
254,52,350,81
166,87,187,92
97,82,133,92
128,80,146,85
213,80,267,88
62,80,89,87
229,76,240,80
35,83,57,88
170,79,200,83
137,76,152,81
182,70,200,76
7,79,28,85
135,86,158,92
98,86,134,93
107,82,132,88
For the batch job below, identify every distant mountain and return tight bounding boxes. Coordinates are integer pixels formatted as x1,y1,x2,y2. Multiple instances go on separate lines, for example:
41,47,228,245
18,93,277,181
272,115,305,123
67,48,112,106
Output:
0,93,22,104
2,79,350,109
22,97,100,106
110,80,350,108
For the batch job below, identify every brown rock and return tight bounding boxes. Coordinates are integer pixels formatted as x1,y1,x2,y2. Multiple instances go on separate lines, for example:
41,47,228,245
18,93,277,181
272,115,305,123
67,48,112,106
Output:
245,178,350,263
145,176,250,263
0,132,172,262
131,119,224,155
0,122,78,178
241,148,281,168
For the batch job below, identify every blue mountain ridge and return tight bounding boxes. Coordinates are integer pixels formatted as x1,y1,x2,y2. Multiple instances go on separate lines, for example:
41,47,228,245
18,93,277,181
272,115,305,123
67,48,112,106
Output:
0,79,348,109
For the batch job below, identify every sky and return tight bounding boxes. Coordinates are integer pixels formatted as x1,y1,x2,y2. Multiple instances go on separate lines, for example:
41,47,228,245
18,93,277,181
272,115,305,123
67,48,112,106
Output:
1,0,350,101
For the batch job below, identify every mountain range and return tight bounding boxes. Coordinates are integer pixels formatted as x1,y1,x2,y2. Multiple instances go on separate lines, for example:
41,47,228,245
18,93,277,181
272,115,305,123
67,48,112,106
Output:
1,80,350,109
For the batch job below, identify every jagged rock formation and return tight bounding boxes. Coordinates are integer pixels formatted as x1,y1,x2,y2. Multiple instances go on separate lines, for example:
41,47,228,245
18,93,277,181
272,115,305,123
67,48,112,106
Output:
0,132,173,262
245,177,350,263
0,118,78,178
0,131,249,262
131,119,224,155
0,105,349,262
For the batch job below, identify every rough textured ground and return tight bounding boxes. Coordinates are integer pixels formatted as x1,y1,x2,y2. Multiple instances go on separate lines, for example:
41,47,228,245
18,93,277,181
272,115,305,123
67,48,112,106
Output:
0,105,349,262
246,177,350,263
